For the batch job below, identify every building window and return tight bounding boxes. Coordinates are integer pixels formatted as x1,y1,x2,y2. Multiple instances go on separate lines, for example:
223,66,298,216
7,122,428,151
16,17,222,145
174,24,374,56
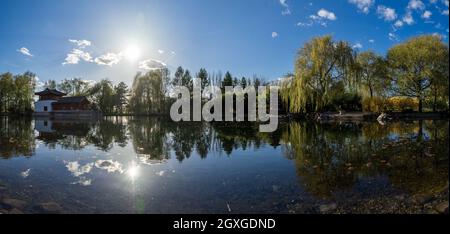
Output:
44,106,48,111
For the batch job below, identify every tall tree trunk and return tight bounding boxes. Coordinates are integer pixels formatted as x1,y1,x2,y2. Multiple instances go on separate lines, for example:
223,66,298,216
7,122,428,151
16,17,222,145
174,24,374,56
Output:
433,88,437,112
418,97,423,113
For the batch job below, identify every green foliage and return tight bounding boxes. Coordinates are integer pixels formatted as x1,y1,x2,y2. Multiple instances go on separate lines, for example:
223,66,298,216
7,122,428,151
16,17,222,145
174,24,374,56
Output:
355,51,389,99
281,34,449,114
57,78,91,96
88,79,115,114
0,71,36,114
362,97,386,113
129,69,170,115
281,35,356,113
113,82,129,114
387,35,449,112
385,96,419,112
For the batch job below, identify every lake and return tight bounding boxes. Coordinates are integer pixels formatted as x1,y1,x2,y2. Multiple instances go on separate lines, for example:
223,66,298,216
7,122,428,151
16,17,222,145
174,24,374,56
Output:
0,116,448,214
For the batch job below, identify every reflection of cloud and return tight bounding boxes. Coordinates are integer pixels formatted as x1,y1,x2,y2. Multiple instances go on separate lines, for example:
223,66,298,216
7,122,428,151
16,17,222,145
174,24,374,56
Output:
136,154,168,165
156,170,165,176
94,160,124,173
72,177,92,186
21,169,31,178
65,161,93,177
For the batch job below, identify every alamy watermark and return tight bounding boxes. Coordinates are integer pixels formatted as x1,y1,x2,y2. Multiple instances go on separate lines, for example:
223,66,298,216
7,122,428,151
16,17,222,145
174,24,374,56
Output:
170,78,279,132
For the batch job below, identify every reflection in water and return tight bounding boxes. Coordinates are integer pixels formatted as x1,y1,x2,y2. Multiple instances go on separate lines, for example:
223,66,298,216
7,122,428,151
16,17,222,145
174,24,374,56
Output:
281,121,449,198
0,116,448,213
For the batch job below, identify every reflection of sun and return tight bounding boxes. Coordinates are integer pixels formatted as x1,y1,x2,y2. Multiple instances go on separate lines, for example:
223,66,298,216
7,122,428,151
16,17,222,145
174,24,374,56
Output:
124,45,140,61
127,162,140,180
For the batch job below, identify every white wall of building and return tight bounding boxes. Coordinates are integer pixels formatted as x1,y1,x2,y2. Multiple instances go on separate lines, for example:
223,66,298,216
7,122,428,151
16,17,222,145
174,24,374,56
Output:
35,119,54,133
34,100,56,112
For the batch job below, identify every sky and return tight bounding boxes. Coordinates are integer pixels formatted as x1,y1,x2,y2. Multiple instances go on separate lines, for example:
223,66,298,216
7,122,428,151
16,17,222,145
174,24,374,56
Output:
0,0,449,87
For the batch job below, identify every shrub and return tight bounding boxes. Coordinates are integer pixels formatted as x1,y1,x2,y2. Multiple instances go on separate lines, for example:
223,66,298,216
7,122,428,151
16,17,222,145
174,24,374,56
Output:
385,96,419,112
362,96,386,113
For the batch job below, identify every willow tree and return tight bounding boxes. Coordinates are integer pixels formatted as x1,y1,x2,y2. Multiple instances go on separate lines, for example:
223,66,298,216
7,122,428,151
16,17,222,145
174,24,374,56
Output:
281,36,355,113
129,69,170,115
387,35,449,113
355,51,388,98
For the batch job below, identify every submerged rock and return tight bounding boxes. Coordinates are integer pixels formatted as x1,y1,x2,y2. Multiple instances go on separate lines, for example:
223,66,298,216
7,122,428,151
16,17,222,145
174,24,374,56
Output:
1,198,27,209
319,203,337,213
434,202,449,214
9,208,24,214
34,202,63,214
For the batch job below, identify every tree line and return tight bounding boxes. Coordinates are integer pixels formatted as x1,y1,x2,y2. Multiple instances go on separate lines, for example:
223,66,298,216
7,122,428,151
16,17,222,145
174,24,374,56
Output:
281,34,449,113
1,34,448,116
0,67,266,115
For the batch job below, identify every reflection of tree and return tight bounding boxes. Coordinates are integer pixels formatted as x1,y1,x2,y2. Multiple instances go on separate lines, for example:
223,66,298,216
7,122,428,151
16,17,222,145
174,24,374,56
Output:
282,121,449,199
0,117,35,158
37,118,129,151
91,121,127,150
212,122,282,155
128,117,170,163
170,122,211,161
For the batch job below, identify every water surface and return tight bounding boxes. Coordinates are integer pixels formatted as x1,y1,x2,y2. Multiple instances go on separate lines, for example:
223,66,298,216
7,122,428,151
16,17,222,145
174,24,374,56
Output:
0,117,448,213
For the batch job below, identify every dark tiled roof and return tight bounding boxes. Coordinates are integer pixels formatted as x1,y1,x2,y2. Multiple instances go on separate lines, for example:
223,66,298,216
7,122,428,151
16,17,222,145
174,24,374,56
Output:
35,88,66,96
53,96,89,104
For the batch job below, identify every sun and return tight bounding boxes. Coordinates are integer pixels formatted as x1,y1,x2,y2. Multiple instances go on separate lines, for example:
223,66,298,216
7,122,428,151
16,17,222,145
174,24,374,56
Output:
124,45,141,61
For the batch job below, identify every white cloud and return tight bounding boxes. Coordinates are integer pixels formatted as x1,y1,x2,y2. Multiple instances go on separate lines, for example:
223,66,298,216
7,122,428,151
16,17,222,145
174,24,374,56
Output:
422,10,433,18
317,9,337,20
170,51,176,55
432,32,447,39
300,8,337,27
94,52,123,66
445,0,449,7
279,0,291,15
377,5,397,21
17,47,33,57
403,12,415,25
369,39,375,43
158,49,165,54
297,21,313,27
348,0,375,14
352,43,363,49
394,20,404,28
138,59,167,71
443,9,449,15
408,0,426,10
389,32,399,41
271,32,278,38
68,39,92,49
63,49,93,65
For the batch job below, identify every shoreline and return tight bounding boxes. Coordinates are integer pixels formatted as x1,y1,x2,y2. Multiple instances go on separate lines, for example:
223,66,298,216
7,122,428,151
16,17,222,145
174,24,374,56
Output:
1,111,449,122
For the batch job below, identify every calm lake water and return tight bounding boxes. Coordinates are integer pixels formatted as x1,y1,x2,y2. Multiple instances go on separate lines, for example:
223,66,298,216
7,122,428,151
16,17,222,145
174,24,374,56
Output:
0,116,448,213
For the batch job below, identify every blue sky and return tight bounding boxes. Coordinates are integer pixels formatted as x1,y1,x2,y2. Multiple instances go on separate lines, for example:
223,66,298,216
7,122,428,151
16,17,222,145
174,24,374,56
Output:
0,0,448,86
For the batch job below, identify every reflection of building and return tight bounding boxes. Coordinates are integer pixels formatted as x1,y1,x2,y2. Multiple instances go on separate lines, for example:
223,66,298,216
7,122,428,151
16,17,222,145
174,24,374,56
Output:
34,88,98,118
35,119,92,144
